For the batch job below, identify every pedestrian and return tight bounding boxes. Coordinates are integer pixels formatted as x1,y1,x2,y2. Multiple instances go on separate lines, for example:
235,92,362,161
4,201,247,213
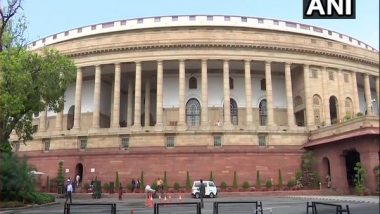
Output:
76,174,80,187
65,179,73,204
118,183,123,200
199,179,205,209
131,178,136,193
136,178,141,192
156,177,163,197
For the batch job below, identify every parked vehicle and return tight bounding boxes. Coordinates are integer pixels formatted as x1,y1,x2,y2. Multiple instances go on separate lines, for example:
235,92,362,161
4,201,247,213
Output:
192,180,217,198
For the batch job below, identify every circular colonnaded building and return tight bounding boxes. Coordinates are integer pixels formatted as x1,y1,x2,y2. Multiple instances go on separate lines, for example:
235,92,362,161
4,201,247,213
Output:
16,15,379,193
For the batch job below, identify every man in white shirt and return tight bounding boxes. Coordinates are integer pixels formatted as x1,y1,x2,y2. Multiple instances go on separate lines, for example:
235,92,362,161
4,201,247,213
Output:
65,179,73,204
145,184,155,198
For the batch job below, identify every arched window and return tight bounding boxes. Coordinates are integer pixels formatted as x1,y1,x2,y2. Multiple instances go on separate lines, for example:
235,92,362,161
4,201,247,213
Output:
259,99,267,126
67,105,75,130
189,77,197,89
313,95,322,125
230,98,238,125
345,97,353,118
260,79,266,91
186,98,201,127
229,77,234,89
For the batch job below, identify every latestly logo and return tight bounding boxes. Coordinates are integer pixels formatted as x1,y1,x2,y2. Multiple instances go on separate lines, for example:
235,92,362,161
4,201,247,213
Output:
303,0,356,19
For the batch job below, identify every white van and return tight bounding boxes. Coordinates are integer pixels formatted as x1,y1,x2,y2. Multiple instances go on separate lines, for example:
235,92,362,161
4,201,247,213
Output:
191,180,217,198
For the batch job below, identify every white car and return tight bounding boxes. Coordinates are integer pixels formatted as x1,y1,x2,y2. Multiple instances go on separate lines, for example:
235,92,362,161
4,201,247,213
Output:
192,180,217,198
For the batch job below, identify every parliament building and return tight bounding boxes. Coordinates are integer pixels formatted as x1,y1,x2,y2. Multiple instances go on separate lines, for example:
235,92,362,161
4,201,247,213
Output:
15,15,379,193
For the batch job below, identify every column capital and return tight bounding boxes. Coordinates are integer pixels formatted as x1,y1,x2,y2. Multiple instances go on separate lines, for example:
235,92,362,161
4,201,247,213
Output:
284,62,292,66
201,59,208,64
179,59,185,63
303,64,310,68
157,60,163,65
114,62,122,67
244,59,251,63
94,64,102,69
135,61,141,66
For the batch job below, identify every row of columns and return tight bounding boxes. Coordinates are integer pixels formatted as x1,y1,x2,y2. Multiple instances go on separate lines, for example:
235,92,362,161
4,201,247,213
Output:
39,60,379,131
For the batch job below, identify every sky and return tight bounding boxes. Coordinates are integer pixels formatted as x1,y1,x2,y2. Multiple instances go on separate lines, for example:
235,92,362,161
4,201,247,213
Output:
13,0,380,49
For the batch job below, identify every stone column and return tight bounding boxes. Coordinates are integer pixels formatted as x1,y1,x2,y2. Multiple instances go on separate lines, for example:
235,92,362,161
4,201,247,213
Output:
39,107,47,132
322,67,331,125
55,111,63,131
127,81,133,126
133,62,142,127
303,64,314,126
223,60,231,127
111,63,121,128
178,60,186,127
156,61,163,127
351,72,360,115
265,61,275,126
92,65,101,128
337,70,346,120
201,59,209,127
363,73,372,116
244,60,253,127
144,79,151,126
73,68,82,129
284,62,295,127
376,77,379,114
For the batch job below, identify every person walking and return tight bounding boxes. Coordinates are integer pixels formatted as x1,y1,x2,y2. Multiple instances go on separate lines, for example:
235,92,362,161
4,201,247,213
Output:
65,179,73,204
118,183,123,200
136,178,141,192
131,178,136,193
199,179,205,209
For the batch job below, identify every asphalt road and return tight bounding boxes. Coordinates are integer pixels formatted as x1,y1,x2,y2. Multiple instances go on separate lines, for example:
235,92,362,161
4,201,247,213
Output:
6,196,380,214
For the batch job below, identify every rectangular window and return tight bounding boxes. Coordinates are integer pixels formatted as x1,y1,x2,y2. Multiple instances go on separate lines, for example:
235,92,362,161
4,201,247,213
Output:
328,71,334,80
137,18,143,23
79,138,87,150
43,139,50,151
53,34,57,39
285,22,297,28
241,17,247,22
207,16,213,21
344,73,349,83
258,135,267,147
166,136,175,148
258,18,264,23
64,31,69,36
91,25,97,30
224,16,230,21
273,20,279,25
310,69,318,78
172,16,178,21
328,31,332,35
214,136,222,147
120,20,127,25
121,137,129,150
189,16,196,21
154,17,161,22
77,28,82,33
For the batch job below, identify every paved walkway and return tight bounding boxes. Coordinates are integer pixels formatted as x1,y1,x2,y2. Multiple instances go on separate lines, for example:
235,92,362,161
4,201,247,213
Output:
286,195,380,203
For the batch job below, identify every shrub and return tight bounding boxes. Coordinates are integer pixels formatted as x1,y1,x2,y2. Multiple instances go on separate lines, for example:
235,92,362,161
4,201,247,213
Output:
344,115,352,121
354,162,367,196
356,112,364,117
56,161,65,193
220,181,227,190
232,171,238,189
278,169,283,189
209,171,215,182
174,182,180,191
103,183,110,193
242,181,250,190
375,165,380,191
25,192,55,204
115,171,120,192
287,179,296,188
256,171,262,190
266,179,273,189
140,171,145,190
151,182,158,191
186,171,192,190
163,171,168,191
126,183,133,192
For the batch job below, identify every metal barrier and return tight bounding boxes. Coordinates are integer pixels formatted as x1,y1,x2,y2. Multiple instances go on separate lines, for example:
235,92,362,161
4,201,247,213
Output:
213,201,264,214
64,203,116,214
306,201,350,214
154,202,201,214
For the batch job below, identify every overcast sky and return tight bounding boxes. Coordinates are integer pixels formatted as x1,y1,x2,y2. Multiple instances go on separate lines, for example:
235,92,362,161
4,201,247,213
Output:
15,0,380,49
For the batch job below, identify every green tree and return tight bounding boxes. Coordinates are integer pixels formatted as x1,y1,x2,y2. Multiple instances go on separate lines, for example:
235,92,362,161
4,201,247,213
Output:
0,152,35,202
278,169,283,189
115,171,120,192
209,171,215,182
299,151,320,188
186,171,192,189
140,171,145,190
232,171,238,189
354,162,367,196
163,171,168,191
256,170,262,190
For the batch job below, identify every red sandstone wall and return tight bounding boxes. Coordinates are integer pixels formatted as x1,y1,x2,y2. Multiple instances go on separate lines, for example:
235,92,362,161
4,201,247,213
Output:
24,148,303,188
311,136,379,194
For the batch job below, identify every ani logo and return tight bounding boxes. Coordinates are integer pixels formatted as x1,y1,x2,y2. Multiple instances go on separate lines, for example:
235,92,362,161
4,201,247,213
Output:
303,0,356,19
